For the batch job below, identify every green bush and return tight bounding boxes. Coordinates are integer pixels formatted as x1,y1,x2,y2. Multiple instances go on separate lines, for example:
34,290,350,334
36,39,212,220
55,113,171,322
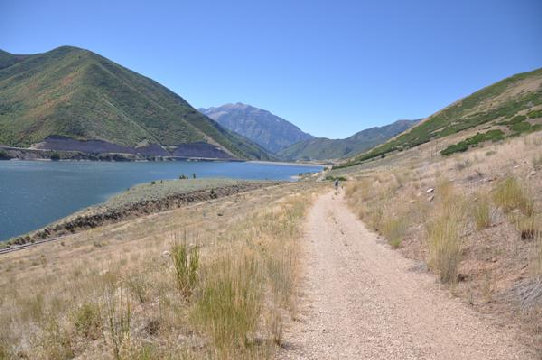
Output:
527,109,542,119
74,303,102,340
440,129,504,156
325,175,347,182
510,121,531,133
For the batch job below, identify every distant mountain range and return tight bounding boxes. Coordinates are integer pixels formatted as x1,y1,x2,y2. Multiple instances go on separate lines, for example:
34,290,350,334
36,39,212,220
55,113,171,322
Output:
277,119,420,161
0,46,271,160
200,103,420,161
199,103,312,153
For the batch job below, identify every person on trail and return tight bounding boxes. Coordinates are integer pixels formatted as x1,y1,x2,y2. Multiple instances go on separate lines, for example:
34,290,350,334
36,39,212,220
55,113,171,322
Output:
334,179,339,191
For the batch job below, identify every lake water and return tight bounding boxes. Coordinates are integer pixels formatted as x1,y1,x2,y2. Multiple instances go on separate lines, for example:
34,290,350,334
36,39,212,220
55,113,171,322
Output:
0,160,322,241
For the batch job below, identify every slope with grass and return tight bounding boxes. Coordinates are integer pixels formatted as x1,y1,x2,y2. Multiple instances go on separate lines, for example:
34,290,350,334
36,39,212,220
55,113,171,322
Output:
278,119,419,161
331,130,542,355
341,67,542,166
200,103,312,153
0,46,271,160
0,181,320,359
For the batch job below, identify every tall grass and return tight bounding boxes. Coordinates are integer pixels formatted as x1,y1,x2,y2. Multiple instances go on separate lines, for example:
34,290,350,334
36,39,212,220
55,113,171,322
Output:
381,217,407,248
493,176,534,216
426,180,465,284
171,242,199,299
194,255,262,354
472,194,492,230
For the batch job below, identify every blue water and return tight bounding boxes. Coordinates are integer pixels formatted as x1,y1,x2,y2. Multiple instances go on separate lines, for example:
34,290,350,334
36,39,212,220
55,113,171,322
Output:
0,160,322,241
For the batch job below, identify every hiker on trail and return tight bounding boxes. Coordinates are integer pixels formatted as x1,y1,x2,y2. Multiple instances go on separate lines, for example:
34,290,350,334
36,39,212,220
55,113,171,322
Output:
335,179,339,191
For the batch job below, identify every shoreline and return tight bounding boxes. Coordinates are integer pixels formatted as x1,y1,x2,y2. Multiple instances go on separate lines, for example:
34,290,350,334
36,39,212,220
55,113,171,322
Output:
1,179,280,252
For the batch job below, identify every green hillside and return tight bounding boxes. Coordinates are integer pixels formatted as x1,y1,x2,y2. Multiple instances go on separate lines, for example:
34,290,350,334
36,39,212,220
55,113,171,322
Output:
278,119,419,161
0,46,270,160
340,67,542,167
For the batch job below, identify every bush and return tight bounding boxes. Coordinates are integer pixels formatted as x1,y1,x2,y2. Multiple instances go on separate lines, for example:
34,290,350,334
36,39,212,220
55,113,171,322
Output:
440,129,505,156
74,303,102,339
324,175,347,182
510,121,531,134
527,109,542,119
50,152,61,161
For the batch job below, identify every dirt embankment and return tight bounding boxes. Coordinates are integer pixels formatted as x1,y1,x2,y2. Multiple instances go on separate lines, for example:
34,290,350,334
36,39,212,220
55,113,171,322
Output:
3,182,276,252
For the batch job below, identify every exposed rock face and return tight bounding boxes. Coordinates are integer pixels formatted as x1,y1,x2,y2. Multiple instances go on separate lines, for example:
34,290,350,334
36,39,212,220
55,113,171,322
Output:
200,103,313,153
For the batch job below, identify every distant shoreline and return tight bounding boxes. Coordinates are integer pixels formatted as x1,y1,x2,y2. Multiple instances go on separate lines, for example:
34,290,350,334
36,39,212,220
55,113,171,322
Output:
248,160,328,167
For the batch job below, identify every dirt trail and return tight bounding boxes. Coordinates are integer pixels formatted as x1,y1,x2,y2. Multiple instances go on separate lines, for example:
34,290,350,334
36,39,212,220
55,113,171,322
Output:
278,191,532,360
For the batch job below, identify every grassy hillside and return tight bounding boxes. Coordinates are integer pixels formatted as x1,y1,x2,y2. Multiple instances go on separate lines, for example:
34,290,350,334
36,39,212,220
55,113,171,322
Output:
278,119,419,161
200,103,313,153
0,46,271,160
340,67,542,167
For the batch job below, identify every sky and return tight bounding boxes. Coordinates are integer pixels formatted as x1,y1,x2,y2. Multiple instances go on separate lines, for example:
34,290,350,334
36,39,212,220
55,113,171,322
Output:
1,0,541,138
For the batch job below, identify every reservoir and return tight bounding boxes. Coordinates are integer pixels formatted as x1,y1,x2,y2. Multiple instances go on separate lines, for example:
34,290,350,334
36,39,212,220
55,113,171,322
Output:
0,160,323,241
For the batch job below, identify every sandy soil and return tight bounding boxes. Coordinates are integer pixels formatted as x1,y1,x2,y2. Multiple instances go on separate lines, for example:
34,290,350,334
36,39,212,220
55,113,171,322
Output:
278,191,534,359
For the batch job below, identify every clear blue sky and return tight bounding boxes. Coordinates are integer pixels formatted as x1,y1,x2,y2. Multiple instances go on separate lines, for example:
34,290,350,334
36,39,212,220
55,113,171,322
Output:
1,0,541,138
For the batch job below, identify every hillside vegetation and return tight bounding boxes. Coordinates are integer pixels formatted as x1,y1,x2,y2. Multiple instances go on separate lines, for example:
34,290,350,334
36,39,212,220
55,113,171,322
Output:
200,103,312,153
340,67,542,166
278,119,419,161
0,47,270,160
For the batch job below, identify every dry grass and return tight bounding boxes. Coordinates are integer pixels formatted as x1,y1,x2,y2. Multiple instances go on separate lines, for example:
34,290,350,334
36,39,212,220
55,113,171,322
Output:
0,182,320,359
493,176,534,216
472,193,492,230
426,180,466,284
341,130,542,352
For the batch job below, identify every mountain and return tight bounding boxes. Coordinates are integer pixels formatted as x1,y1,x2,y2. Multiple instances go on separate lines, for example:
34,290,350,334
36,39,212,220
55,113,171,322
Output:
0,46,271,160
199,103,312,153
342,67,542,166
278,119,420,161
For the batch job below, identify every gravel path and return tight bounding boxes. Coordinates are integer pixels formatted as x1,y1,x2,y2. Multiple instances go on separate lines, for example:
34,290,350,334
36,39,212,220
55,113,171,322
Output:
278,191,533,359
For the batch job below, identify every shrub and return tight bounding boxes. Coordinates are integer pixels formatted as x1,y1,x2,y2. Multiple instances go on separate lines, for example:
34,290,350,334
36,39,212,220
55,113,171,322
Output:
527,109,542,119
74,303,102,339
325,175,347,182
493,176,533,216
440,129,505,156
50,152,61,161
171,242,199,299
510,121,531,134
